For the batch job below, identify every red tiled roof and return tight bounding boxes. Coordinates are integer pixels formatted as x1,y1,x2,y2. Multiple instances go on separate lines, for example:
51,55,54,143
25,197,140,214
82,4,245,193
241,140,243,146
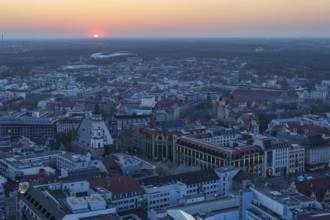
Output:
178,137,227,154
271,140,289,149
138,126,157,138
157,99,176,108
285,122,330,136
102,160,121,176
23,174,59,185
295,176,330,202
237,145,262,153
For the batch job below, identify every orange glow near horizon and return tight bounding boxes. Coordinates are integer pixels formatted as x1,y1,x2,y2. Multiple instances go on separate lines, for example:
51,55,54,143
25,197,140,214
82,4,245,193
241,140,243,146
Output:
1,0,330,38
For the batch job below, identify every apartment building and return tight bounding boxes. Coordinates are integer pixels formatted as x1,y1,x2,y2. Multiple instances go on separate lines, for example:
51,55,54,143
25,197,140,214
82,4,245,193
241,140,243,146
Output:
174,136,263,176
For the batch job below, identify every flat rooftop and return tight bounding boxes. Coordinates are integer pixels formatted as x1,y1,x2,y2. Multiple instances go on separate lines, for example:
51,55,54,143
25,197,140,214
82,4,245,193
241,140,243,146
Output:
254,187,315,206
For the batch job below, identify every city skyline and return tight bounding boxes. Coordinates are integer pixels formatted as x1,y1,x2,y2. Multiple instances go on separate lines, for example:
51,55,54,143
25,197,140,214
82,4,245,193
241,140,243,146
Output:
1,0,330,39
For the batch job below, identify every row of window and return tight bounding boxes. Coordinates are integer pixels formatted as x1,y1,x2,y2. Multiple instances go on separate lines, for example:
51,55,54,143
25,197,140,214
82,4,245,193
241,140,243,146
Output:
289,153,304,158
115,199,135,205
148,192,169,199
149,198,169,204
117,204,135,211
22,194,55,220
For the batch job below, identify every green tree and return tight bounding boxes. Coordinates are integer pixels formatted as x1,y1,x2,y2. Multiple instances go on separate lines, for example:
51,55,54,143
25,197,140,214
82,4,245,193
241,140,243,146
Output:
56,131,74,152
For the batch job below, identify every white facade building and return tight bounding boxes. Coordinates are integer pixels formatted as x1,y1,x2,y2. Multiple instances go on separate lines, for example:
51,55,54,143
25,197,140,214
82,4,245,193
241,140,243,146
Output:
17,182,118,220
75,112,113,156
242,187,327,220
0,151,64,180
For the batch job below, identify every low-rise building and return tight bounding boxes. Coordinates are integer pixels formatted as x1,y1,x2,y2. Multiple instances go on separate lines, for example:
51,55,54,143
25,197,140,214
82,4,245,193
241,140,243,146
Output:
174,136,263,176
242,187,329,220
17,181,118,220
140,167,240,215
113,153,156,177
0,151,64,181
56,152,104,176
89,175,143,212
196,127,241,147
0,111,58,143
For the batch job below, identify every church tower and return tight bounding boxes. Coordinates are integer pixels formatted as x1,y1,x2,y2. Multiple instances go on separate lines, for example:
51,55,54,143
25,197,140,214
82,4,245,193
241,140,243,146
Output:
90,114,104,150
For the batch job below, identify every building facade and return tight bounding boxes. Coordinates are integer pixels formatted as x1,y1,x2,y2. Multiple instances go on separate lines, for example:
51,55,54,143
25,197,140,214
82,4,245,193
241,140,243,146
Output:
174,136,263,177
288,143,305,174
0,115,57,143
75,113,113,156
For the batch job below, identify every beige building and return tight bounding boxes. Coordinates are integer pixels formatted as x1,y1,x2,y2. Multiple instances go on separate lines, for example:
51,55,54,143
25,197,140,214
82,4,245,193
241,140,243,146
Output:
288,143,305,174
174,136,263,177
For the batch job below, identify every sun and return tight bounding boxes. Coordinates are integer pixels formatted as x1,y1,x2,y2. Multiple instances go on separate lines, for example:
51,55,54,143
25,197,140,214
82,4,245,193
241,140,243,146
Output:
93,34,99,38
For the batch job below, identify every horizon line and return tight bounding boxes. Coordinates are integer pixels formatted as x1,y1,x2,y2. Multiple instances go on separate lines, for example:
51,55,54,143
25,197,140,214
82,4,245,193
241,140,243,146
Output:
2,36,330,41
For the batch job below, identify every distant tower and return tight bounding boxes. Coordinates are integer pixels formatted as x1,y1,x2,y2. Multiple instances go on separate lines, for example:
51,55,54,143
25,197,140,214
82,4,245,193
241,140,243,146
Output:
1,34,3,43
80,55,82,63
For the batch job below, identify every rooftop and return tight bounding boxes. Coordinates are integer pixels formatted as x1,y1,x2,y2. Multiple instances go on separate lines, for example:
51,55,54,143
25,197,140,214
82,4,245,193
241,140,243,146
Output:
89,175,143,196
253,187,315,206
0,116,58,125
140,168,219,186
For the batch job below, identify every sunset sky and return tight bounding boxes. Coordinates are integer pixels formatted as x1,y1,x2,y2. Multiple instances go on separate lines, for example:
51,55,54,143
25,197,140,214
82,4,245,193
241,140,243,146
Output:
1,0,330,39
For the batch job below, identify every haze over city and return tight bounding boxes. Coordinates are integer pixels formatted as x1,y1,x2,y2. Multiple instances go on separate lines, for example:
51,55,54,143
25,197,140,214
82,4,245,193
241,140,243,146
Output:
2,1,330,220
1,0,330,39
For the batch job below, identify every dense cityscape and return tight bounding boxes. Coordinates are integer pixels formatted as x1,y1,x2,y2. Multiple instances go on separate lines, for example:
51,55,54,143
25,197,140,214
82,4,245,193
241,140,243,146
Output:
0,38,330,220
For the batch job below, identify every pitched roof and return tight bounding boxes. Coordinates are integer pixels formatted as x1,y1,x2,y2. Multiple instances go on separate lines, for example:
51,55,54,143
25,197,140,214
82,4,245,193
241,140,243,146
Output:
177,137,228,154
304,135,328,148
295,176,330,201
233,170,259,182
21,186,66,219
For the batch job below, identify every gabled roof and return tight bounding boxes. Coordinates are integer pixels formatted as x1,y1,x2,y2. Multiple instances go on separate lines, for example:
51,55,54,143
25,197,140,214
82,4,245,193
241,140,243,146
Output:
76,113,113,147
177,136,228,154
304,135,328,148
295,176,330,202
233,169,259,182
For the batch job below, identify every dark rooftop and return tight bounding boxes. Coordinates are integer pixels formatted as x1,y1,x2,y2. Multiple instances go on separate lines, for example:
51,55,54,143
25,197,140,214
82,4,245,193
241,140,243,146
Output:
140,168,218,186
